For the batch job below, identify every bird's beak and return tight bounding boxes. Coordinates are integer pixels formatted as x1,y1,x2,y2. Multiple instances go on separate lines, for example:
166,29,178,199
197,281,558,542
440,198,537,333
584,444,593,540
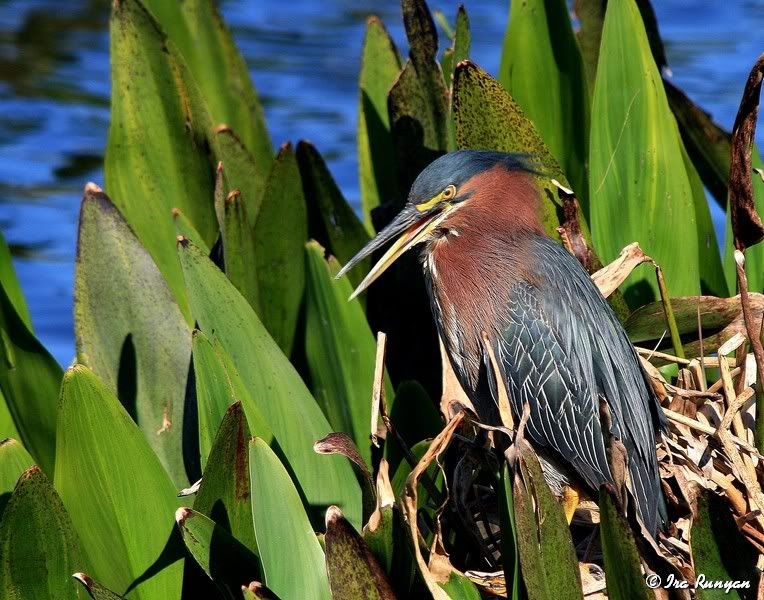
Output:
336,203,447,300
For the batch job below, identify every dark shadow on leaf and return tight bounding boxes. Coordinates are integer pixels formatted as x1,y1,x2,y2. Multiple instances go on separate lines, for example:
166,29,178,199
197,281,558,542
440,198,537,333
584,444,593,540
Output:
183,350,201,484
117,333,137,422
124,523,185,596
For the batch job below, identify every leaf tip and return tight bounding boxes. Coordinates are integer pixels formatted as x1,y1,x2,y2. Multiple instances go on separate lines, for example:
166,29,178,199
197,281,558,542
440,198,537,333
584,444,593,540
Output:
176,235,190,248
175,506,193,526
325,504,343,528
72,572,93,589
214,123,232,134
84,181,102,194
225,189,241,205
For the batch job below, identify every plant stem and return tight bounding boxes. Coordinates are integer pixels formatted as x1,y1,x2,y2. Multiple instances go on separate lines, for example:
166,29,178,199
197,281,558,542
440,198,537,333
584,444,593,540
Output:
655,266,684,360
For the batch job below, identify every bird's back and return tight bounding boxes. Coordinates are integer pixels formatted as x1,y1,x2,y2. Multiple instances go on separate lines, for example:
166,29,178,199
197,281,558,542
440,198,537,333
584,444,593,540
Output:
426,229,666,534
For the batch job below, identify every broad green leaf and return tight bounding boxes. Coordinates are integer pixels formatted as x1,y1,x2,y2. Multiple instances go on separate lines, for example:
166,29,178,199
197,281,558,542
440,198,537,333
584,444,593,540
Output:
384,380,441,475
724,146,764,292
664,80,732,208
176,507,260,598
0,229,31,330
0,466,87,600
0,390,20,442
498,464,521,600
194,402,258,554
0,439,33,518
304,242,391,467
442,6,470,91
439,572,481,600
297,141,371,288
253,143,308,355
452,61,594,256
249,438,330,600
106,0,217,319
222,188,260,313
499,0,590,211
54,366,183,600
173,207,210,255
681,142,727,297
598,487,650,600
73,573,125,600
324,505,396,600
389,0,450,198
589,0,700,305
691,492,756,599
0,281,61,475
193,331,272,469
75,187,192,487
140,0,272,167
357,17,402,232
513,443,582,600
215,127,266,228
178,239,362,528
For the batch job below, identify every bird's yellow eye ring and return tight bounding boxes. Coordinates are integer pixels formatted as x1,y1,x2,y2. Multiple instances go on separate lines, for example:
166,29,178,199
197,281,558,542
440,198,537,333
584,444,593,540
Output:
442,184,456,200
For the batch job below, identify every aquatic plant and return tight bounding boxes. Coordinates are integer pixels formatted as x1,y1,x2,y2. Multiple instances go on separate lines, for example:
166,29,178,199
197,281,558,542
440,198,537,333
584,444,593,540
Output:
1,0,763,598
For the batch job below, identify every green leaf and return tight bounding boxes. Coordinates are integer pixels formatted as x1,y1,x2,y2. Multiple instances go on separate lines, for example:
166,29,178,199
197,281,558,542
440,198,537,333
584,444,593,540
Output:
173,207,211,255
193,331,272,469
0,279,61,475
513,443,582,600
0,466,87,600
249,438,330,600
357,17,402,231
297,141,371,288
452,61,593,255
664,80,732,208
389,0,449,200
691,491,757,599
54,365,183,600
176,507,261,598
447,7,470,90
0,438,34,518
324,505,396,600
498,463,521,600
0,229,31,330
73,573,125,600
253,143,308,355
598,486,651,600
498,0,590,211
221,188,261,313
304,242,392,467
105,0,217,319
241,581,280,599
0,390,20,441
140,0,272,167
178,239,362,528
194,402,258,554
589,0,701,305
215,127,266,229
439,572,482,600
681,141,727,297
75,186,192,487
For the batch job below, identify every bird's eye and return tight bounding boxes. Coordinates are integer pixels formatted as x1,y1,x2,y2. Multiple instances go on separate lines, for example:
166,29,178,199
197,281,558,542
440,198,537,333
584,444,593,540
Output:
442,184,456,200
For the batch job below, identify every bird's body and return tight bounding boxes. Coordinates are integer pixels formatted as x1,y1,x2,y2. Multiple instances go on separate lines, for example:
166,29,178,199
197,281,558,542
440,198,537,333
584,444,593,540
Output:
340,150,667,535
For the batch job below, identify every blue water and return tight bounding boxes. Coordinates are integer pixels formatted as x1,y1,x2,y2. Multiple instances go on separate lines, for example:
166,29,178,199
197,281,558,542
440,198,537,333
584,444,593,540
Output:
0,0,762,365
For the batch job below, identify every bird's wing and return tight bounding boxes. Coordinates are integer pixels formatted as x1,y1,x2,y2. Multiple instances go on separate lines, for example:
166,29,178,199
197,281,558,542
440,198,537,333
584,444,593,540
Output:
487,235,663,531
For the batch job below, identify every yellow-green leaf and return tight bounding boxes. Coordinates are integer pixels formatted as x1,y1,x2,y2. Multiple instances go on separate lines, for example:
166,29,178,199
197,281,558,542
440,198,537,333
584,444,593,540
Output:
178,239,362,528
304,242,392,467
357,17,402,231
0,466,87,600
105,0,217,320
499,0,590,211
54,366,183,600
249,438,330,600
0,438,34,518
589,0,701,306
75,187,192,487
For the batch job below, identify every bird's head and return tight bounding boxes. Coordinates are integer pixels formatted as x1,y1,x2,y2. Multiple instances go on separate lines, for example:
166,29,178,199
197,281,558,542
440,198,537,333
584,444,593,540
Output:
337,150,538,299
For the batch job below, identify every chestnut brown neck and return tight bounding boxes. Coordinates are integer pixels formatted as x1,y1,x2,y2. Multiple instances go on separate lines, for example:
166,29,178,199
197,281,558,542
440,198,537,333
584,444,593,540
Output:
422,167,544,392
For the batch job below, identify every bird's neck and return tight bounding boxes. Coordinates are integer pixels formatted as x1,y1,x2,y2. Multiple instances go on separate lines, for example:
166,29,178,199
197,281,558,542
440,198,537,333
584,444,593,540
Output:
422,170,544,392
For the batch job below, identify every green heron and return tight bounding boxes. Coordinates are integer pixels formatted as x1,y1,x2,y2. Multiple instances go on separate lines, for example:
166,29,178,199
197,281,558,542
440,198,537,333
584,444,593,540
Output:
338,150,667,535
